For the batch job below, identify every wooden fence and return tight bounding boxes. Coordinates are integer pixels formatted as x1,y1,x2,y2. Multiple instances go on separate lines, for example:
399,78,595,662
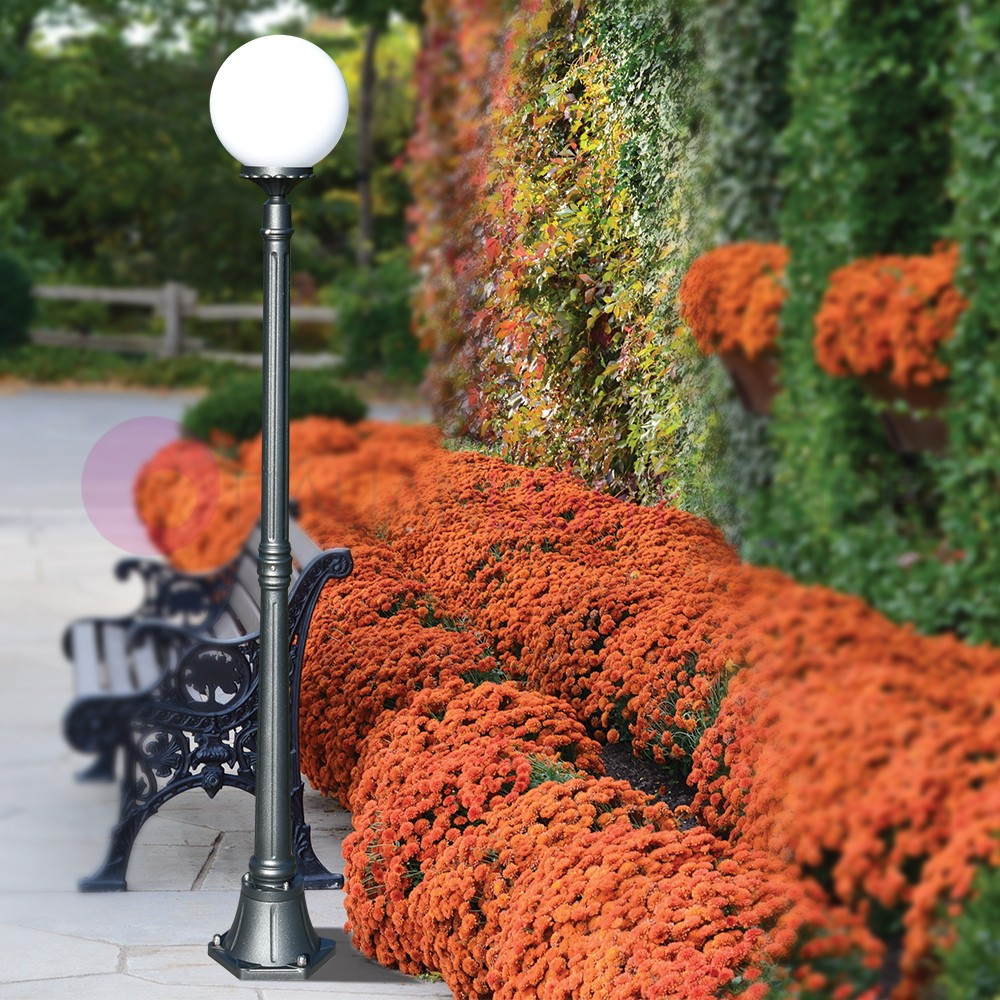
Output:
32,282,337,357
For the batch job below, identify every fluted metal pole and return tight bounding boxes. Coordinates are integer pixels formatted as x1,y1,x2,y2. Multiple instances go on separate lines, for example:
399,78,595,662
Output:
209,168,333,980
255,183,295,890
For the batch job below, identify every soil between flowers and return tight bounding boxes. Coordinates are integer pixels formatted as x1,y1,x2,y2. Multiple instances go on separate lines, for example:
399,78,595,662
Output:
599,741,696,823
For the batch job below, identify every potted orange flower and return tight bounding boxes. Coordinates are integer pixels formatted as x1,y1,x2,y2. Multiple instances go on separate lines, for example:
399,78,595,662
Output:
679,242,788,414
814,243,967,453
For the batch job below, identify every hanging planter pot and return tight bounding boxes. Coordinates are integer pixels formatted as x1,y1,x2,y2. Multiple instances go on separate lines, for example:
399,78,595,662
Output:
861,375,948,454
679,243,789,418
719,350,779,416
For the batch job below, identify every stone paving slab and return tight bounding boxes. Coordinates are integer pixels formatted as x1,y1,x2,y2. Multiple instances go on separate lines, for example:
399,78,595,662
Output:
0,386,450,999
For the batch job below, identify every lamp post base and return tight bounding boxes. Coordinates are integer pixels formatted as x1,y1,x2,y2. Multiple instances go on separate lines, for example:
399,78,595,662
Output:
208,875,334,980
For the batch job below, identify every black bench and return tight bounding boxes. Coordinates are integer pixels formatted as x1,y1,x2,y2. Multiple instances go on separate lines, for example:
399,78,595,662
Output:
62,517,352,892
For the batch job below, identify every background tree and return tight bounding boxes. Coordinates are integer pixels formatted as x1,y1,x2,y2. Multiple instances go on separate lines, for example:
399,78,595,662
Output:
324,0,423,270
0,2,418,305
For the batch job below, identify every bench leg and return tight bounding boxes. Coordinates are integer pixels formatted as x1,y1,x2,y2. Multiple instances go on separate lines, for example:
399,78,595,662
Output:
291,785,344,890
79,797,150,892
75,748,116,783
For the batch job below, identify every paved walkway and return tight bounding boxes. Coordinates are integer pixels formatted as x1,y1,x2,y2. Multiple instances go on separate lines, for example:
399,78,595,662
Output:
0,386,449,999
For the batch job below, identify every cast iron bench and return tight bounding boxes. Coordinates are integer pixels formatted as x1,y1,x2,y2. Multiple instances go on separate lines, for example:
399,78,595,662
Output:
61,515,352,892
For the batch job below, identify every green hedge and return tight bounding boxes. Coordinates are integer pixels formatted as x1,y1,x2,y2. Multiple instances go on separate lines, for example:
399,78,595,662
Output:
700,0,794,246
932,859,1000,998
695,0,795,545
182,370,366,443
935,0,1000,642
0,253,35,351
742,0,962,634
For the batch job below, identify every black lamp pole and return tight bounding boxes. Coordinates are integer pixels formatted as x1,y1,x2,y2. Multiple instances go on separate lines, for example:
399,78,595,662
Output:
208,168,334,980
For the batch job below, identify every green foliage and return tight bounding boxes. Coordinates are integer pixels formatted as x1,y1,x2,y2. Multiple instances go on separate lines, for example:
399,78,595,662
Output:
700,0,794,246
0,343,241,387
330,250,426,383
181,369,366,443
743,0,965,636
526,754,580,789
933,0,1000,643
0,252,35,350
326,0,423,28
587,0,731,517
694,0,795,543
460,666,511,686
930,862,1000,999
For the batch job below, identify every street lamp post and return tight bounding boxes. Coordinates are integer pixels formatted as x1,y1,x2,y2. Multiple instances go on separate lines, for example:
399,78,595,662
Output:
206,34,349,980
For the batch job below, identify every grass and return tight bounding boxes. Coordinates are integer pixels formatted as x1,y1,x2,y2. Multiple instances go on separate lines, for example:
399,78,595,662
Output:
0,344,242,389
0,344,431,405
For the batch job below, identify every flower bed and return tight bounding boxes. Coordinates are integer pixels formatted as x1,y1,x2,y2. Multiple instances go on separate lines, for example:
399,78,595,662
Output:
136,417,1000,997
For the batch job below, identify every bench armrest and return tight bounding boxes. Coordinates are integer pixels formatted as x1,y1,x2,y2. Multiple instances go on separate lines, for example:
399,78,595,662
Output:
114,556,238,628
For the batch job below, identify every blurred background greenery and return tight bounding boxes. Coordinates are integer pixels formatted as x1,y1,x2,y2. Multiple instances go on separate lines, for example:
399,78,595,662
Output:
0,0,426,380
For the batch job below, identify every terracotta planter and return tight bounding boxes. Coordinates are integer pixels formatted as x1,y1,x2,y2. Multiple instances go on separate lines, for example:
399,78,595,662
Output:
862,375,948,454
719,350,779,416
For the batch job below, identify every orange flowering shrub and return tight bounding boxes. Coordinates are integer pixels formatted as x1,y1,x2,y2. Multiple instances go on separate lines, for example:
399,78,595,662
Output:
688,573,1000,997
346,695,882,999
814,243,968,388
343,681,606,978
353,681,605,805
345,734,539,975
414,779,670,996
135,419,442,572
135,416,1000,996
134,438,258,570
679,242,789,359
300,593,485,807
464,804,881,1000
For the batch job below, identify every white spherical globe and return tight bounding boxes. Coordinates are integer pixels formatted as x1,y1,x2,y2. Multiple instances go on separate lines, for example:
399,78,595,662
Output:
210,35,349,168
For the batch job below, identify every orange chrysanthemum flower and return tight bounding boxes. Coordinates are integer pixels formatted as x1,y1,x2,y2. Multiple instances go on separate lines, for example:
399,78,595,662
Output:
814,243,967,388
679,242,788,359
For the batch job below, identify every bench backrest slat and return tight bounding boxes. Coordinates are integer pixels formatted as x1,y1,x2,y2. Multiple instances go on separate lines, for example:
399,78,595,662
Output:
289,519,322,567
101,625,134,694
131,641,162,690
228,580,261,632
71,623,103,694
236,548,260,595
211,609,243,640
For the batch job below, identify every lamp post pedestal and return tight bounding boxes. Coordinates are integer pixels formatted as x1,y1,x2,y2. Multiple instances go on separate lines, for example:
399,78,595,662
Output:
208,875,334,980
208,167,334,981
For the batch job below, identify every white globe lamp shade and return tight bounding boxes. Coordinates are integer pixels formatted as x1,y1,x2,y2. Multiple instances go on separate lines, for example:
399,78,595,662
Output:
210,35,349,169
